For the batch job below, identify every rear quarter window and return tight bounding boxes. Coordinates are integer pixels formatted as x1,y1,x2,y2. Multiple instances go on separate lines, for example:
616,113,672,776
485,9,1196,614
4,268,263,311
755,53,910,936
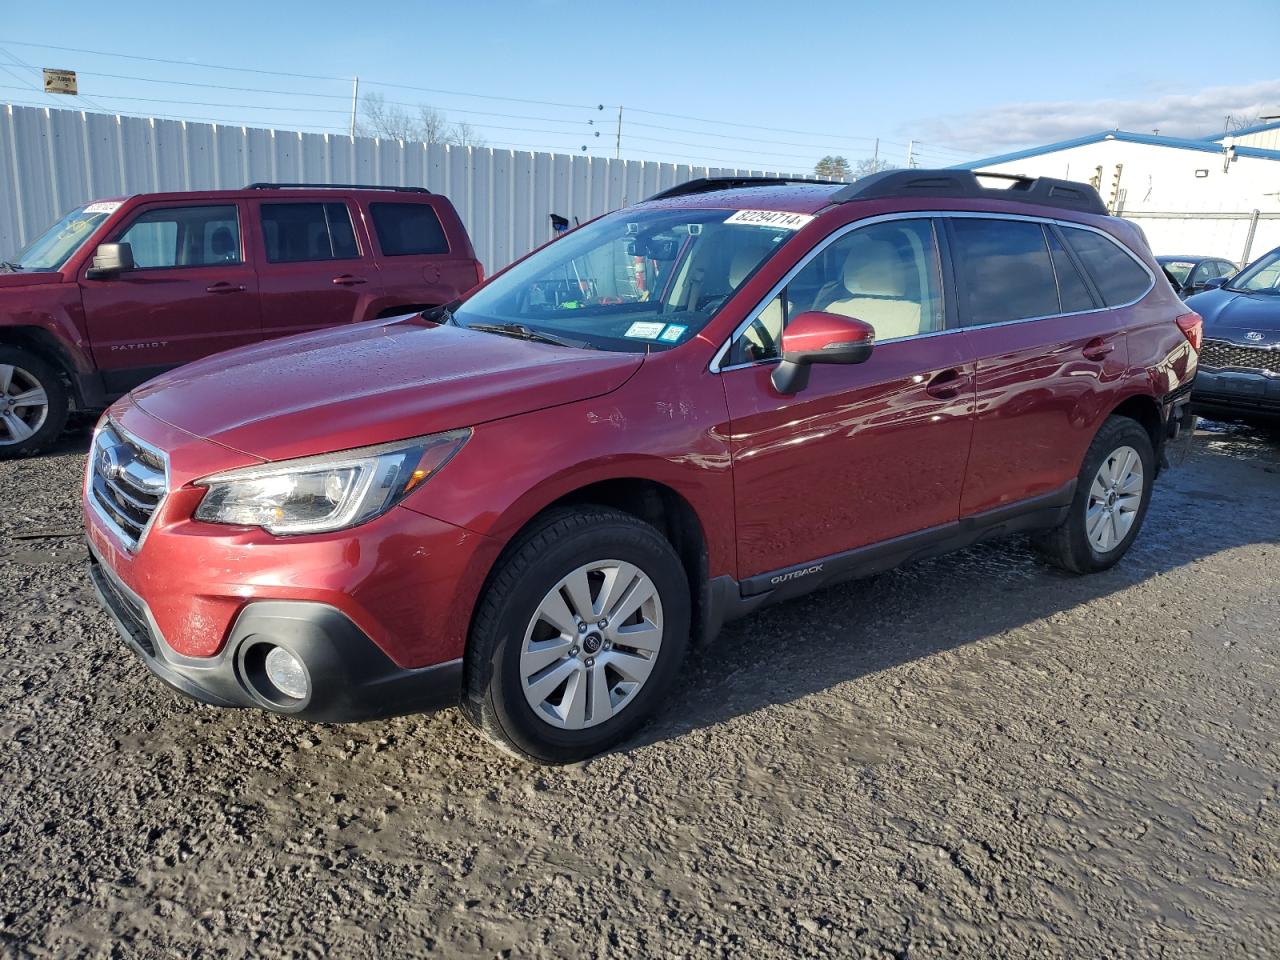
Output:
1062,227,1151,306
370,202,449,256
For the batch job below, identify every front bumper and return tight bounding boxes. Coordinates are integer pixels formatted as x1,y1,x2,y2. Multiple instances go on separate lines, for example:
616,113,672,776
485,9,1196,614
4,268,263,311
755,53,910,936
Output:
1192,368,1280,419
88,543,462,721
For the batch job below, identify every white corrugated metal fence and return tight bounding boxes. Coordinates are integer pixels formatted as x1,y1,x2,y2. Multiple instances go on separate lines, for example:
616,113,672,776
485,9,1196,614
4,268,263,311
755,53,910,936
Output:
0,103,808,272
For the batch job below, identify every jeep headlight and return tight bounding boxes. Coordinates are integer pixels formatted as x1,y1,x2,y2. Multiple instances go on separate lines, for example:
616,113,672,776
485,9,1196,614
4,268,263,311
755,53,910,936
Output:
193,430,469,535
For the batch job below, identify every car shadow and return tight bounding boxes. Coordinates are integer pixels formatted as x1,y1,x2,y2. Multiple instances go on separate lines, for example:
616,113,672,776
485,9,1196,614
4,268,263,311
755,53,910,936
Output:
628,423,1280,753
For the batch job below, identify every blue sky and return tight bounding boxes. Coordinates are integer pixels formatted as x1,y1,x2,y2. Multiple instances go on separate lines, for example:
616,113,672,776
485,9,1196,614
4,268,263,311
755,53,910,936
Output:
2,0,1278,171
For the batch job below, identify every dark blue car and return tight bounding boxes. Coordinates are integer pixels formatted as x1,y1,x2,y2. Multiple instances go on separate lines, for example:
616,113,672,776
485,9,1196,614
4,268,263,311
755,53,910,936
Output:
1187,246,1280,423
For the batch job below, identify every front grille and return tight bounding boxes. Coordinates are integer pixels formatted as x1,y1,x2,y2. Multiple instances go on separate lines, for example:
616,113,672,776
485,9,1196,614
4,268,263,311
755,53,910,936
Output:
89,422,168,551
1200,339,1280,374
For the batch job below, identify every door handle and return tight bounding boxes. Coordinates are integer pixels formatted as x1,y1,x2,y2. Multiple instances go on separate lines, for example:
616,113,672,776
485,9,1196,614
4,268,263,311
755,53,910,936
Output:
332,275,368,286
925,368,967,400
205,282,246,294
1082,338,1115,361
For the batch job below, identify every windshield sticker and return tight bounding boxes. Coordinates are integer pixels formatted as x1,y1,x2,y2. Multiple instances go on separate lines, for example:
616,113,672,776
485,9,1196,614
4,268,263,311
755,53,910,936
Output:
624,321,666,340
658,324,687,343
83,201,122,215
724,209,814,230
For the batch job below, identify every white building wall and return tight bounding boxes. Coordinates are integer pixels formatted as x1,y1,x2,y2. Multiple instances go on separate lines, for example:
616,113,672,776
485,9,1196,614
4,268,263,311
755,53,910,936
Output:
1228,126,1280,151
0,104,810,273
973,137,1280,263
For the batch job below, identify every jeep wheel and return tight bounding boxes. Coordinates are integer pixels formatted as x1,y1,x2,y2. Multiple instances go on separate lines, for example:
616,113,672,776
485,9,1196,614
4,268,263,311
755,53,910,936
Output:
462,507,690,764
0,347,69,458
1034,415,1155,574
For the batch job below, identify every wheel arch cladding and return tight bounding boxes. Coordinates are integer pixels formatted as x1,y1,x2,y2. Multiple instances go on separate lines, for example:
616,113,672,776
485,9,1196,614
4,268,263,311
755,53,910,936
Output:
474,478,712,653
1109,393,1163,458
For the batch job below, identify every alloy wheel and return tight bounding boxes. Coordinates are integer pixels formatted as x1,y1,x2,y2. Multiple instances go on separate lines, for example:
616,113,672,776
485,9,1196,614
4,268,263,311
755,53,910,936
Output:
519,559,664,730
1086,444,1144,553
0,364,49,446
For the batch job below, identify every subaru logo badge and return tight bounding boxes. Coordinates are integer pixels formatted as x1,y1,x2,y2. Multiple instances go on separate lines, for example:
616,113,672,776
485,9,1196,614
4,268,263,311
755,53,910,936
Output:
1246,331,1265,342
98,445,121,481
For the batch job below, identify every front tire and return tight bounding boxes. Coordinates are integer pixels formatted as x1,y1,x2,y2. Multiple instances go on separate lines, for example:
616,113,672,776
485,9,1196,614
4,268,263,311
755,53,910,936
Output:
1034,415,1155,574
462,507,690,764
0,346,69,458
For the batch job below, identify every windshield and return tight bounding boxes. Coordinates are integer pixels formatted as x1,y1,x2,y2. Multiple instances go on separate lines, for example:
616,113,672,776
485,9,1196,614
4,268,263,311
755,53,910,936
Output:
1229,248,1280,293
453,207,802,351
7,202,117,272
1159,259,1195,284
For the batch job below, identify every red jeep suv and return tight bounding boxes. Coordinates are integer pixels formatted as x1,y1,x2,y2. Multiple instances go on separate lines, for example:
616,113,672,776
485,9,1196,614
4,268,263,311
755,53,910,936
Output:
83,171,1201,763
1,183,481,456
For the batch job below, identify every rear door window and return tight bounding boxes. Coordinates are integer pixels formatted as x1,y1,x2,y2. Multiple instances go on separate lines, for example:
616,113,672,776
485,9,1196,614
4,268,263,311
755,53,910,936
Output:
370,202,449,256
1047,229,1097,313
949,218,1059,325
116,205,241,269
1061,227,1151,306
260,202,360,263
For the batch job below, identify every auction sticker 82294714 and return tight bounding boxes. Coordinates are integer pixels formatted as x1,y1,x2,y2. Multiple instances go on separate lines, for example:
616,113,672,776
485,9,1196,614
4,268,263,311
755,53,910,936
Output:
724,210,814,230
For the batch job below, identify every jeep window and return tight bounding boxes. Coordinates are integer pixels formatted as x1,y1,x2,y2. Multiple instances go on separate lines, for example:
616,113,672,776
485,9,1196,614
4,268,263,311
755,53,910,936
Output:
370,202,449,256
1062,227,1151,305
116,205,242,269
951,218,1059,324
261,202,360,263
452,208,797,352
727,218,944,365
9,204,113,272
1228,248,1280,293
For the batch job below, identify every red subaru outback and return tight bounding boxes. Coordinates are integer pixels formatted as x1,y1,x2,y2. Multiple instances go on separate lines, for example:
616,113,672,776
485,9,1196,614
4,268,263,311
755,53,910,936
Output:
83,171,1201,763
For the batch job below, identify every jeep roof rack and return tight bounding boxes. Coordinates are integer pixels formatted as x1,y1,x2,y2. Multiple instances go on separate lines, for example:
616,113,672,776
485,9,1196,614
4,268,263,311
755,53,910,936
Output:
244,182,431,194
831,169,1107,216
644,176,842,202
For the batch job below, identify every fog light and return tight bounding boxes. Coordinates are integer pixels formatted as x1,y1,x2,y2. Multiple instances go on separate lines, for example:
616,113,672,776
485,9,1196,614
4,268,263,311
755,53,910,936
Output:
264,646,309,700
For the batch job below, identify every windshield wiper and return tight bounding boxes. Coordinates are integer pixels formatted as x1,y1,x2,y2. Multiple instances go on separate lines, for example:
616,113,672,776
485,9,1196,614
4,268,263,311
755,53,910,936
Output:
463,321,595,350
0,260,20,274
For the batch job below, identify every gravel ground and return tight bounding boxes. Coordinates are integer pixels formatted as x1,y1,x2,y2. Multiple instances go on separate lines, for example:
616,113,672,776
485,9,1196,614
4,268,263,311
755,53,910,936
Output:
1,420,1278,959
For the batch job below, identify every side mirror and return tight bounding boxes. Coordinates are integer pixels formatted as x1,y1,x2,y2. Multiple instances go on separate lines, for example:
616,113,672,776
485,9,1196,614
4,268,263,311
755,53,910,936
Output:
771,311,875,395
1200,276,1228,291
86,242,134,279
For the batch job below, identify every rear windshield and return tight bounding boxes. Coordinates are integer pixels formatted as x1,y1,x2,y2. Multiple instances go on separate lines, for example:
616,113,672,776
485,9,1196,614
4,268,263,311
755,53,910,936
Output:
453,207,802,352
8,202,116,272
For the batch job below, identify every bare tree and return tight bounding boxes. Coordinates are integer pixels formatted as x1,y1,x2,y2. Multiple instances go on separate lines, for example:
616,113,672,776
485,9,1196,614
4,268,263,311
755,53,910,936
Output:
853,156,895,177
357,92,487,147
814,155,852,180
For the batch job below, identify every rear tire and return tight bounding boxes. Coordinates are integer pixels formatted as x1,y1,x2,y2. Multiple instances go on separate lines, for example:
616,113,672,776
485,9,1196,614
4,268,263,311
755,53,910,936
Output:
462,507,690,764
0,346,69,459
1034,415,1155,574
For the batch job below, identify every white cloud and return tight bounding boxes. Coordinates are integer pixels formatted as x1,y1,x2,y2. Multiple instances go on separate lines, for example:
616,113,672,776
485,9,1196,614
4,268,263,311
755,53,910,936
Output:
919,79,1280,157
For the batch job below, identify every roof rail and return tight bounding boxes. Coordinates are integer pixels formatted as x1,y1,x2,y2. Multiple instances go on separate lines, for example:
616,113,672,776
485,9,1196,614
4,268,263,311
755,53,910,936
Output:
244,182,431,194
831,169,1107,215
644,176,841,202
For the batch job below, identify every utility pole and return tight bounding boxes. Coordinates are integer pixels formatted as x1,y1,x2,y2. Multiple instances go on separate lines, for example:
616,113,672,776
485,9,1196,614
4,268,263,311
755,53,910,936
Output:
615,106,623,160
906,140,915,168
872,138,879,174
349,76,359,138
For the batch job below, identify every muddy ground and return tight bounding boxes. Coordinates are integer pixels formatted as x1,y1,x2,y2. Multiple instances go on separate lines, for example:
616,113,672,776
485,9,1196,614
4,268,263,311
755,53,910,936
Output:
0,420,1277,959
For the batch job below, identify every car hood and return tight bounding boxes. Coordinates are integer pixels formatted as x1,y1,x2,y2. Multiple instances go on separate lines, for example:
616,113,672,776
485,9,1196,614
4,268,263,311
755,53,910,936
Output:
1186,288,1280,346
132,316,644,461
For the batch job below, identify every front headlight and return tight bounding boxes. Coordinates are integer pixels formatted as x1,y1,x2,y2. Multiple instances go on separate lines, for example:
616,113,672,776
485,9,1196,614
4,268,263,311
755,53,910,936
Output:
193,430,470,535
